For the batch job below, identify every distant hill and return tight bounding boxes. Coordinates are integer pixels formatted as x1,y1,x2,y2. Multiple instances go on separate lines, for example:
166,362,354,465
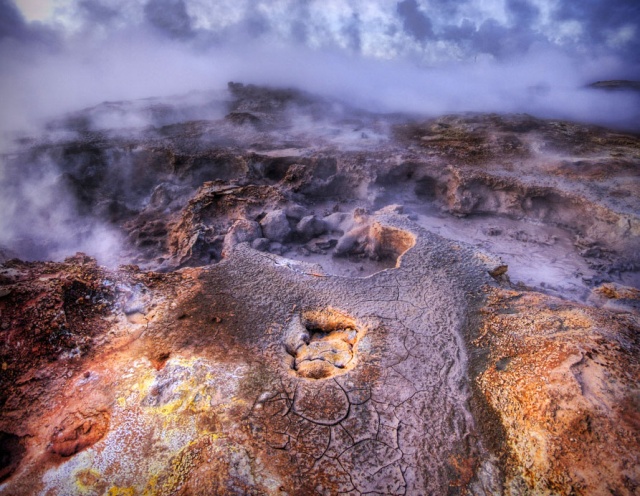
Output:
587,79,640,91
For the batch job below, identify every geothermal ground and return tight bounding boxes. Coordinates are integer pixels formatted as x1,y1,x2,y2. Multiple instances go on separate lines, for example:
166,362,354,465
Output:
0,83,639,495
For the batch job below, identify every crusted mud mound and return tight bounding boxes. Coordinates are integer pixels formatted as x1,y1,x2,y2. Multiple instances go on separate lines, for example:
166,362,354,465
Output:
473,288,640,494
0,83,639,495
0,224,493,495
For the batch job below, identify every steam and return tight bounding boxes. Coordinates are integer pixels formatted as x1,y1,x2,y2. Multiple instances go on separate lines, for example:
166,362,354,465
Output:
2,0,639,132
0,155,123,265
0,0,639,264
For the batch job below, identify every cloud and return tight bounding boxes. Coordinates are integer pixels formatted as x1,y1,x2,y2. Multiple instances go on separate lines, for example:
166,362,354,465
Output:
0,0,59,45
0,0,637,136
552,0,640,59
0,0,27,40
77,0,119,24
144,0,194,39
6,0,638,65
397,0,433,41
506,0,540,27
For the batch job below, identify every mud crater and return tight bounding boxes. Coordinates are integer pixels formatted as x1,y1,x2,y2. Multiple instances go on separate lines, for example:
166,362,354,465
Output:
49,410,110,458
285,308,362,379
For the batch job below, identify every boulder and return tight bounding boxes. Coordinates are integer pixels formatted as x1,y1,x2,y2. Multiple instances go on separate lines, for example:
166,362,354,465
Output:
222,220,262,257
296,215,327,241
323,212,349,232
285,204,310,221
269,242,285,255
260,210,291,242
251,238,270,252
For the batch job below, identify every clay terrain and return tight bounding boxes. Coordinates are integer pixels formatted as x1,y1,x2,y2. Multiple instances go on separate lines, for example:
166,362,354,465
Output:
0,83,639,495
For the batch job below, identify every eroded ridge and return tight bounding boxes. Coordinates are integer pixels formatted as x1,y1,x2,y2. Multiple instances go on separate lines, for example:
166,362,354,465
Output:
285,308,362,379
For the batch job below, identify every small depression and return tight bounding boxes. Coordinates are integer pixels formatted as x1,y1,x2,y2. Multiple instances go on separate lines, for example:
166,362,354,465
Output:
49,411,110,457
0,432,25,482
284,308,362,379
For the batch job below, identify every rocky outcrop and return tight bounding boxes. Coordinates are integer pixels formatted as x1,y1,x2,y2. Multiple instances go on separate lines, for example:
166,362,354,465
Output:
473,288,640,494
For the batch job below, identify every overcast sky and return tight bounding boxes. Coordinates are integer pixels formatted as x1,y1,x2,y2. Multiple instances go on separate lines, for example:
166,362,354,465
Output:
1,0,639,130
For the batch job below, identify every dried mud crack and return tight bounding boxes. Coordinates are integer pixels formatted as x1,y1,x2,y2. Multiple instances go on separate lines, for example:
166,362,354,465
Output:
0,83,639,495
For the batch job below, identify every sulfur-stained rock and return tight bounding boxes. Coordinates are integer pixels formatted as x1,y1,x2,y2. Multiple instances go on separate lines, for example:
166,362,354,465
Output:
588,282,640,313
474,288,640,494
50,411,110,457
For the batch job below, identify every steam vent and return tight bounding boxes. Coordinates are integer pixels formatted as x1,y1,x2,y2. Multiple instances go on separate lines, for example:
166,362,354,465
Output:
0,83,639,495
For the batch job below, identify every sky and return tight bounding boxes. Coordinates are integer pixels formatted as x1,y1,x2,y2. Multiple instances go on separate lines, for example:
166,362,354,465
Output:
1,0,639,130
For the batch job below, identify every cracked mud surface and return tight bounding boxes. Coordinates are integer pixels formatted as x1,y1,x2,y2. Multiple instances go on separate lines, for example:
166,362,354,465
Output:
0,83,639,494
1,222,490,495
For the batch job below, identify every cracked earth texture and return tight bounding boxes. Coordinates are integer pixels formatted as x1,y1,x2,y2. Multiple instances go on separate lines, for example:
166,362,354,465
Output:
0,83,639,494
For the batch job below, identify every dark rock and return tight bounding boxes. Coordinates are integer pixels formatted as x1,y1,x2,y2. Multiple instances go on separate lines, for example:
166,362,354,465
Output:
251,238,270,252
296,215,327,241
260,210,291,242
315,239,338,251
269,242,284,255
285,204,310,221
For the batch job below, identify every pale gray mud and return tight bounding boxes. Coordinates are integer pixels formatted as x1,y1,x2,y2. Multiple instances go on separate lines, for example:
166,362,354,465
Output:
197,221,493,494
0,83,638,494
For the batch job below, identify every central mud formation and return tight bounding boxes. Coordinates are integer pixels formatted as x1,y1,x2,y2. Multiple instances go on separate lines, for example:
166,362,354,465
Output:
285,308,362,379
0,84,638,495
